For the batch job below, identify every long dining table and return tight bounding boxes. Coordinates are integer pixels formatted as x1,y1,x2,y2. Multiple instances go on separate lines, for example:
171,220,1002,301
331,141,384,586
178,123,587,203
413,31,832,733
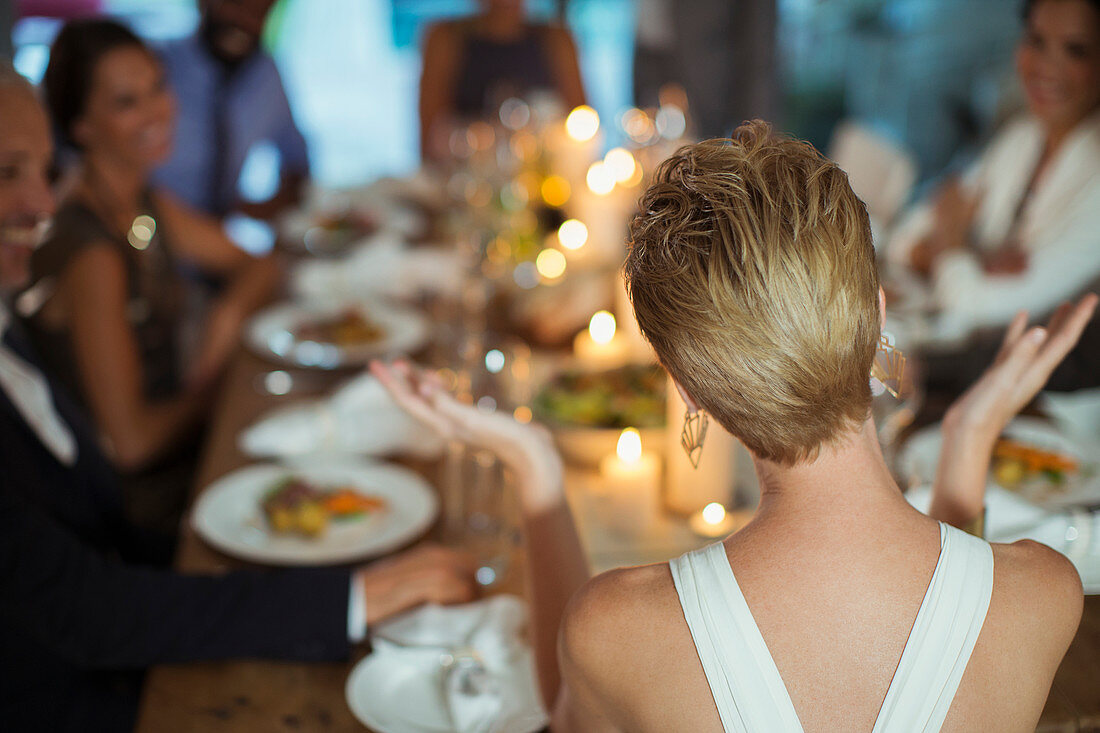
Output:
134,348,1100,732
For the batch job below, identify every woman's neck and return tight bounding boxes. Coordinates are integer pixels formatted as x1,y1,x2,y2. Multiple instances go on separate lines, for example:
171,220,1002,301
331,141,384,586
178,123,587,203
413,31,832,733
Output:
1041,107,1098,165
80,151,145,211
750,418,910,526
478,11,526,41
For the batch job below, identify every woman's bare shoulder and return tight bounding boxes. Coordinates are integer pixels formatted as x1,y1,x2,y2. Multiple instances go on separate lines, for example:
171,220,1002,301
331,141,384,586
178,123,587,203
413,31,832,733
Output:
989,539,1083,653
559,563,682,672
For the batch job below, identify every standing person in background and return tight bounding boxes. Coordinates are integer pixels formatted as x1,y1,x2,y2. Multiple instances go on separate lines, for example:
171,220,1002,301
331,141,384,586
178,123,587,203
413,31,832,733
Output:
153,0,309,220
23,19,280,537
419,0,586,163
0,64,477,733
633,0,777,137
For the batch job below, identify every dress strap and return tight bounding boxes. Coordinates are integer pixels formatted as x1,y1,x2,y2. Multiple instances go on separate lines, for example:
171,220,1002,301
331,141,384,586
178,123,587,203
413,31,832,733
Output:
670,542,804,733
872,523,995,732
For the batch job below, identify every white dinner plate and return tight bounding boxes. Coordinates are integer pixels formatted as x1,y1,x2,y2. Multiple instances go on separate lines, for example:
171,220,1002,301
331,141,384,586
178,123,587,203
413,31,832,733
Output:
191,459,438,566
244,300,429,369
345,646,546,733
898,417,1100,510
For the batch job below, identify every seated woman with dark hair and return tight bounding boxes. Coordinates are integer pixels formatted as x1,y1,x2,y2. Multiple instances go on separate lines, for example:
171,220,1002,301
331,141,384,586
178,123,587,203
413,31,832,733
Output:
376,123,1094,731
419,0,586,161
886,0,1100,337
23,18,281,533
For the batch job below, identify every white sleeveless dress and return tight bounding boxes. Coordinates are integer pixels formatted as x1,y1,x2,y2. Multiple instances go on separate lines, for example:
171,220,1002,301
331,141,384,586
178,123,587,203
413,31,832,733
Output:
669,522,994,732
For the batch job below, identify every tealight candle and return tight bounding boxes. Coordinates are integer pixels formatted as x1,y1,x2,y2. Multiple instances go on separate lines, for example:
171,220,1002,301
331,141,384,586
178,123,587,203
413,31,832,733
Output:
689,502,737,538
597,428,660,535
573,311,628,369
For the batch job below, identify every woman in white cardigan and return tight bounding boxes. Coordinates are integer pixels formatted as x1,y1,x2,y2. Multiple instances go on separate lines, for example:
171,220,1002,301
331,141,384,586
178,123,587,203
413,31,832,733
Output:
886,0,1100,336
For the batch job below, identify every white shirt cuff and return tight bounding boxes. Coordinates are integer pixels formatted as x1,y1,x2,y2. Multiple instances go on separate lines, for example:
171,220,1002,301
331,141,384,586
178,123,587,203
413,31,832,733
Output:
347,572,368,643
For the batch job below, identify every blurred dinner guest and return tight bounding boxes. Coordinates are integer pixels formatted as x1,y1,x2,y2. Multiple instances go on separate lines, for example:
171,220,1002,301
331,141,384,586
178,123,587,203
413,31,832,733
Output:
152,0,309,219
886,0,1100,337
21,19,280,536
419,0,586,162
376,124,1092,731
0,64,476,733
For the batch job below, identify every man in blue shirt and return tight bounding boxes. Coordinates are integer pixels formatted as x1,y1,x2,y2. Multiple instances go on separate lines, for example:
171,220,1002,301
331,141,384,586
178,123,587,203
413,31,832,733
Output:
153,0,309,220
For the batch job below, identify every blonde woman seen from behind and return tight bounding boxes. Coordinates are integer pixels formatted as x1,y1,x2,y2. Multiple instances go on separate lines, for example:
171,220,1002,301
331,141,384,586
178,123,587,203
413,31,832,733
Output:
375,123,1092,732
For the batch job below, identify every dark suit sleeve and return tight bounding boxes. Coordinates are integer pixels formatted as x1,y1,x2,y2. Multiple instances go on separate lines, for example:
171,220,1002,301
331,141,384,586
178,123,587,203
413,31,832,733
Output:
0,486,352,669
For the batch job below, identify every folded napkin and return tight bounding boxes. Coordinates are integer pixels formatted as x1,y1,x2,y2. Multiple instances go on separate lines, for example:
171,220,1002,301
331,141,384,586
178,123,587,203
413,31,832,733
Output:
239,372,444,459
373,596,549,733
291,233,465,303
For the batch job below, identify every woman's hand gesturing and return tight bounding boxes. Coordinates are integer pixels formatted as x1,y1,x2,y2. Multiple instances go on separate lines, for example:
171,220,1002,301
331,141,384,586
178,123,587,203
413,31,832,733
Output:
370,360,565,513
931,293,1098,526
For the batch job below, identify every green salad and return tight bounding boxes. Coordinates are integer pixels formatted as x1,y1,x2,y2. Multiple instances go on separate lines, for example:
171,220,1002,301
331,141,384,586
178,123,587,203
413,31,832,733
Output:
533,365,666,429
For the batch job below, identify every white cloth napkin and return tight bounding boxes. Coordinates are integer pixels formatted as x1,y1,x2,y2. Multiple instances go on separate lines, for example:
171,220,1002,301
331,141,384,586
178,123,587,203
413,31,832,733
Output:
291,232,464,303
372,596,549,733
238,372,443,459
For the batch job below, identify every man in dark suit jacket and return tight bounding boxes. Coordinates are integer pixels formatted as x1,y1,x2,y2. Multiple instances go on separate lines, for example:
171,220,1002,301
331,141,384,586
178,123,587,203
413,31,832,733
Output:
0,66,475,732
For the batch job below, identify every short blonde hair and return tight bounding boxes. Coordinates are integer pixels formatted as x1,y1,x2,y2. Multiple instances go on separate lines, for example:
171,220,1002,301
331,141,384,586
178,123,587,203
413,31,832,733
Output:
625,121,879,465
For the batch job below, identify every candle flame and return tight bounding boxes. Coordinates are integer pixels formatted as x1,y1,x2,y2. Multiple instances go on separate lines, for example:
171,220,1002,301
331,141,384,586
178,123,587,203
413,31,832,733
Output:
702,502,726,525
588,310,616,344
616,427,642,463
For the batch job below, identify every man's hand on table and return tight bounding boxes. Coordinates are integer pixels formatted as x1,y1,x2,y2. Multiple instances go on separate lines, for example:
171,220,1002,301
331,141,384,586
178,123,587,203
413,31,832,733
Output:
357,544,478,626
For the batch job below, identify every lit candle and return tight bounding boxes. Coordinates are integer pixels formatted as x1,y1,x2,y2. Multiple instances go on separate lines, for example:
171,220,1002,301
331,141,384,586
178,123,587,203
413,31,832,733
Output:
597,428,660,535
664,374,740,515
613,271,651,361
547,105,602,190
689,502,739,538
573,311,628,370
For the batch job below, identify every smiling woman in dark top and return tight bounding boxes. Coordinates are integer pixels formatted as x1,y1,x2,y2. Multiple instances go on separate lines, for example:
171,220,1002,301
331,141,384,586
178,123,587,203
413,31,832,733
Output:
23,19,281,534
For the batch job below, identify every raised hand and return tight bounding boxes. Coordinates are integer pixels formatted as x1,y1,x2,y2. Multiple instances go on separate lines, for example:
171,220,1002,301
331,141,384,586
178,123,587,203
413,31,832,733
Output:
370,359,565,513
948,293,1098,440
931,293,1098,526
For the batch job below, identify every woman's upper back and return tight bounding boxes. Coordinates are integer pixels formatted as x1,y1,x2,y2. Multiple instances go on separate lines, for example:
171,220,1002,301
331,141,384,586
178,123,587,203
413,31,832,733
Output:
556,513,1082,733
669,523,993,732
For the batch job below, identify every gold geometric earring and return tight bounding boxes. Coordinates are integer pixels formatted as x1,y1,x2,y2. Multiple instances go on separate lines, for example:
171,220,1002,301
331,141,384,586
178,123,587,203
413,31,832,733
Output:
681,409,709,468
870,333,907,399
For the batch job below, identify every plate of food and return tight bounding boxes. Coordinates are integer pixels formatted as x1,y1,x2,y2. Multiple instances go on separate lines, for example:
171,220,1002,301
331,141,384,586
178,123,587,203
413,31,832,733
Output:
898,417,1100,510
191,460,438,565
532,364,665,466
245,300,429,369
280,207,378,257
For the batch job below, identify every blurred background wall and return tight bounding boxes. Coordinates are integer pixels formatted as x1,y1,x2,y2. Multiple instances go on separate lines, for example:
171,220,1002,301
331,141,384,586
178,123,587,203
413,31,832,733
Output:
9,0,1025,196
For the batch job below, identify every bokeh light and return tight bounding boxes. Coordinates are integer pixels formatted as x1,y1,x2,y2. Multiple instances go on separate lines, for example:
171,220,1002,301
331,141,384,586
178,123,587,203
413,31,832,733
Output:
565,105,600,141
557,219,588,250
